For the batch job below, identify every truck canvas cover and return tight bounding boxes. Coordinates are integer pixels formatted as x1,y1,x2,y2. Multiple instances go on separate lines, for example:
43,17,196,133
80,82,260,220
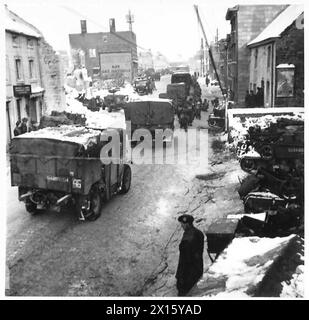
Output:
124,100,174,126
167,83,186,99
9,125,107,194
10,125,102,157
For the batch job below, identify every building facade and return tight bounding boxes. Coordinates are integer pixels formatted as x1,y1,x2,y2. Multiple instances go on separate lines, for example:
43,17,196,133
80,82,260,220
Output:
225,4,288,107
5,6,65,144
247,5,304,108
69,20,138,83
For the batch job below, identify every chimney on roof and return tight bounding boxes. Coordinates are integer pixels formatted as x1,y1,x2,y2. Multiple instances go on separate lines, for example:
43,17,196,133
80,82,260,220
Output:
81,20,87,34
109,18,116,33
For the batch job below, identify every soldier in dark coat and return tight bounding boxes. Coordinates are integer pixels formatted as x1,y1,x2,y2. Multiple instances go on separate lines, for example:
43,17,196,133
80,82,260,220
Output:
176,214,204,296
13,120,22,137
20,117,28,134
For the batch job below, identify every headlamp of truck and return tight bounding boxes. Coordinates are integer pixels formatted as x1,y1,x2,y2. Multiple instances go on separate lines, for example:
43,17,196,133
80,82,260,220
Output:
72,178,82,189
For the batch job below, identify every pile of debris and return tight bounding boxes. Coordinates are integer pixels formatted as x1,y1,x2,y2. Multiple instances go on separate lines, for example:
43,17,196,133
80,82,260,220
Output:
39,111,87,129
199,115,304,297
235,117,304,238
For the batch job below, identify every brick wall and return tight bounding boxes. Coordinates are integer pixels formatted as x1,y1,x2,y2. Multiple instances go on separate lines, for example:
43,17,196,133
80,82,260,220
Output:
275,23,304,108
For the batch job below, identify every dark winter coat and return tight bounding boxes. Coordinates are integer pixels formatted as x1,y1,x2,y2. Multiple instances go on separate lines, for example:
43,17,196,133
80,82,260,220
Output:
13,127,21,137
176,226,204,294
20,123,28,134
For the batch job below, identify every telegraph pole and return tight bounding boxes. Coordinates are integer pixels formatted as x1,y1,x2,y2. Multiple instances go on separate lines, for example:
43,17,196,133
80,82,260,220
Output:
126,10,134,32
200,38,204,77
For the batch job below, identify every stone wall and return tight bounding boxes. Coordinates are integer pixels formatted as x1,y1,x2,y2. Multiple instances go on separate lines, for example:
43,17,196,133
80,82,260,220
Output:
275,22,304,108
38,38,65,114
235,5,287,106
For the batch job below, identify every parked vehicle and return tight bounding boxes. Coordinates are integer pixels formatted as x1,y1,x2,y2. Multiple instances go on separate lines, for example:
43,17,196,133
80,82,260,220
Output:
134,78,152,95
103,90,128,112
9,126,131,221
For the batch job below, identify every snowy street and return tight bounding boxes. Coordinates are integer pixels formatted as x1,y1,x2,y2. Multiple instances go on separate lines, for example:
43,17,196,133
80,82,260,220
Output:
6,76,228,296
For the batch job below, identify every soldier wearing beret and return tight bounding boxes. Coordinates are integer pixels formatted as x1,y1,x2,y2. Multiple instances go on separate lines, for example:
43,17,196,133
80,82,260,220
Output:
176,214,204,296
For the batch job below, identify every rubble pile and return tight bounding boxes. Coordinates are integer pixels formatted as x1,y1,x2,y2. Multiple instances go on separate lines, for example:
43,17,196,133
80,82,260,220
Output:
235,116,304,238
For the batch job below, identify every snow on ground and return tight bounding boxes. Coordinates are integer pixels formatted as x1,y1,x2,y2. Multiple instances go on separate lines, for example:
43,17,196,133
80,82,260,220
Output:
64,90,126,130
192,235,298,297
280,264,304,298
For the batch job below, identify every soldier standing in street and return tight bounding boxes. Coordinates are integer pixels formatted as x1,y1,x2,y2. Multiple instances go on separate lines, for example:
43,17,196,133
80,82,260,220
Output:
176,214,204,296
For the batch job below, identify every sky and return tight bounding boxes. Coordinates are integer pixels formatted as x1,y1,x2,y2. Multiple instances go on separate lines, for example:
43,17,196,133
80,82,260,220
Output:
4,0,234,61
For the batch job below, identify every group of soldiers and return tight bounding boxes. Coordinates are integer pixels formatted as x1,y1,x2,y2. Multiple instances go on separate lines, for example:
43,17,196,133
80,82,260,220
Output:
245,88,264,108
176,78,210,131
14,117,39,136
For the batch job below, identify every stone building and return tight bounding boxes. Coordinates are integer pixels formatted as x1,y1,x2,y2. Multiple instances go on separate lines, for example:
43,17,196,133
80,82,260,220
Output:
247,5,304,108
69,19,138,82
225,4,288,107
5,5,65,144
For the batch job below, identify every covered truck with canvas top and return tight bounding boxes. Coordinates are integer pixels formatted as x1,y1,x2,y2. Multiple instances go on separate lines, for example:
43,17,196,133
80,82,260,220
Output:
10,125,131,221
124,99,174,142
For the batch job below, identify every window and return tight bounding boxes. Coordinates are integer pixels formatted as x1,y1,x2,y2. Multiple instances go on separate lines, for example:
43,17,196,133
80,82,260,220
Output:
29,59,35,79
27,38,34,49
12,35,19,47
89,49,96,58
103,36,108,42
266,46,271,68
254,49,258,68
15,58,23,80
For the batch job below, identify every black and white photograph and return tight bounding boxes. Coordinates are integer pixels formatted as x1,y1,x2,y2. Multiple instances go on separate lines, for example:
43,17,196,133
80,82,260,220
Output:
2,0,305,300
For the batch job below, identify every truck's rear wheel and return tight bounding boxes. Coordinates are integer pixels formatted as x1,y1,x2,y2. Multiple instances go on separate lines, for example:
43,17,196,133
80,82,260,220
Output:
25,201,41,215
77,186,102,221
120,165,131,194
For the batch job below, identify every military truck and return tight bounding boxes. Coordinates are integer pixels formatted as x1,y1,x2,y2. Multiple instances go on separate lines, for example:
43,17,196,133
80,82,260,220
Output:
10,125,131,221
124,99,174,143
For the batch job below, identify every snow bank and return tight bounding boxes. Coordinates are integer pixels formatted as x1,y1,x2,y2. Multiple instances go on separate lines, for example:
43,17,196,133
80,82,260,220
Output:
190,235,297,297
64,89,126,130
280,264,304,298
228,112,304,148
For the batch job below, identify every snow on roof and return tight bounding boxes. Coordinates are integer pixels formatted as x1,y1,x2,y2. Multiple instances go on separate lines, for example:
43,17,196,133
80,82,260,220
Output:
5,6,42,38
248,4,303,47
276,64,295,69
